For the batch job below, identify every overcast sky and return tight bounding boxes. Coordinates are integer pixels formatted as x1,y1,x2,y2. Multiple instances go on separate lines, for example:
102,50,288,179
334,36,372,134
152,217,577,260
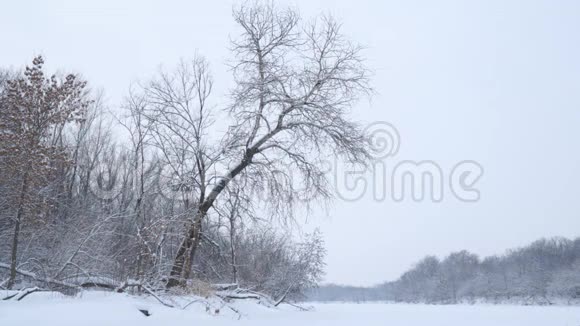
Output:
2,0,580,286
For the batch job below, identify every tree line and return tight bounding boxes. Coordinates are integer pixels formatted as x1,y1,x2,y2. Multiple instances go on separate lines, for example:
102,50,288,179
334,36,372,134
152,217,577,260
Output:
0,2,372,302
308,236,580,304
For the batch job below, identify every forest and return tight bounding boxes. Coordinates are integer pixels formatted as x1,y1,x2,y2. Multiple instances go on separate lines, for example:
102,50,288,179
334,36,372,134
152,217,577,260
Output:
0,2,372,303
308,236,580,304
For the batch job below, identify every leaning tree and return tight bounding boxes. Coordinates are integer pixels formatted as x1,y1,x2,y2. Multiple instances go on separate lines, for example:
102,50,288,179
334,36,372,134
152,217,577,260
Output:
137,3,373,288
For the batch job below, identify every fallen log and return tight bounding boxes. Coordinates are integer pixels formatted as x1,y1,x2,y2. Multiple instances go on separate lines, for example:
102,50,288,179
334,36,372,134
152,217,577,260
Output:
2,287,43,301
0,263,79,290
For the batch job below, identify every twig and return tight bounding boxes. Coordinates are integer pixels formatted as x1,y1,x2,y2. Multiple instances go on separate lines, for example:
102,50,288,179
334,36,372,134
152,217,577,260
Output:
0,263,79,290
17,287,42,301
274,285,293,306
142,284,174,308
182,298,202,310
2,287,42,301
286,302,312,311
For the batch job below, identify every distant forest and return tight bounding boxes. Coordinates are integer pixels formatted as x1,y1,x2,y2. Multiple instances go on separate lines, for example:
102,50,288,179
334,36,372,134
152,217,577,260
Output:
307,237,580,304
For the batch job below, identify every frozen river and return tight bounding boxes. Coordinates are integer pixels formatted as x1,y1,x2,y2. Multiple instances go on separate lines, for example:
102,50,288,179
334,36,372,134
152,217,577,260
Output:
2,292,579,326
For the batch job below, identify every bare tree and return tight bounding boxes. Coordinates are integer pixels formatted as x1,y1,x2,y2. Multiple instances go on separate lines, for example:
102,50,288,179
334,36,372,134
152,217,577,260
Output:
137,56,217,286
159,2,372,287
118,89,156,283
213,184,256,284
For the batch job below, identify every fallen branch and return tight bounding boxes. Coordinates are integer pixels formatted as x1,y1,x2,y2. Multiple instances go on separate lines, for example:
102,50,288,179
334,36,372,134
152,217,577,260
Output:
0,263,79,290
286,302,312,311
182,298,203,310
16,287,42,301
216,292,261,300
75,277,121,290
211,283,239,291
115,279,141,293
224,302,243,320
2,287,42,301
214,295,243,320
0,263,144,295
274,285,293,307
2,292,19,301
142,284,174,308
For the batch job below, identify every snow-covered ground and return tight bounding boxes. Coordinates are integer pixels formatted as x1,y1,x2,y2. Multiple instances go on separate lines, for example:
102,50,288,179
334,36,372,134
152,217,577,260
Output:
1,291,580,325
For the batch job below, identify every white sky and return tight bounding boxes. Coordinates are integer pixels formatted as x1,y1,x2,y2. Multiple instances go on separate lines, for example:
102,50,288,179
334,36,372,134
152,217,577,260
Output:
2,0,580,286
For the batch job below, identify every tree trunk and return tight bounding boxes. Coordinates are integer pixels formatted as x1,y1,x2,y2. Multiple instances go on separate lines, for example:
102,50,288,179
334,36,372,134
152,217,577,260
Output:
166,213,203,288
7,218,22,290
182,217,202,283
166,150,253,288
7,174,29,289
229,212,237,284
